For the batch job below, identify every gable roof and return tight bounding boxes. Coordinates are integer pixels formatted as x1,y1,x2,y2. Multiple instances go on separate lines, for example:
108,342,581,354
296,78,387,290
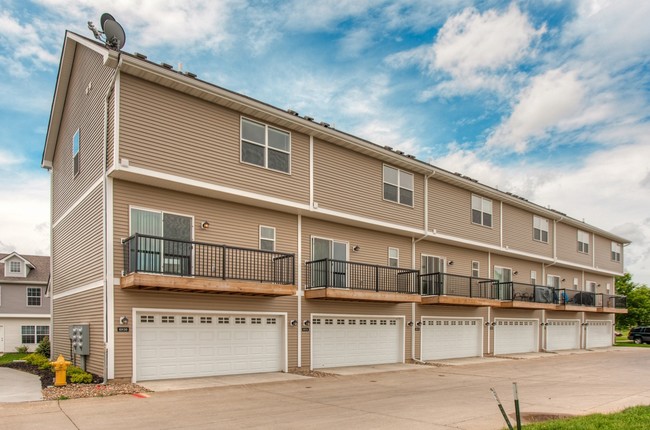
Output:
41,32,631,246
0,253,50,284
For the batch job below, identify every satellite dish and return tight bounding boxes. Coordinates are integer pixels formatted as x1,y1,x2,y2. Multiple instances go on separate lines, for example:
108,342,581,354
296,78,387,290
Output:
100,13,115,31
103,18,126,50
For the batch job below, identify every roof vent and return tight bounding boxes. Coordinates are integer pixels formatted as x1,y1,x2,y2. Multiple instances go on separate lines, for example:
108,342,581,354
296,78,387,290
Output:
384,145,393,151
395,150,404,155
287,109,299,116
134,52,147,60
406,154,416,159
320,121,331,128
303,115,314,121
160,62,173,70
184,71,197,79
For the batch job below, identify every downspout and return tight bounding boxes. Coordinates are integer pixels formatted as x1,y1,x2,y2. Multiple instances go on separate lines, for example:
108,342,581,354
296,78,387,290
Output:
103,52,122,384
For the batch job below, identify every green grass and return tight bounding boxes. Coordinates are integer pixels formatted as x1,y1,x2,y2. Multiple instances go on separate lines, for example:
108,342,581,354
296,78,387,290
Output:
615,328,650,347
521,406,650,429
0,352,28,364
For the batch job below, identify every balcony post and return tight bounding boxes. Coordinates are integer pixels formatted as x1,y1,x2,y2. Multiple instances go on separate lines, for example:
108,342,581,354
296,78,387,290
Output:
222,246,226,280
375,266,379,292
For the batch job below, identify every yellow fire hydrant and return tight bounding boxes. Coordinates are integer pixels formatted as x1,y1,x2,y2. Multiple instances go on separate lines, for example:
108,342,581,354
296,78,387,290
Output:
51,355,71,387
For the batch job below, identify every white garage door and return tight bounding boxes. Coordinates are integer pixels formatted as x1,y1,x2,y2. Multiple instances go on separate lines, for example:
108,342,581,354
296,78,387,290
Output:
311,315,403,369
135,311,284,381
421,318,482,360
546,320,580,351
494,319,538,355
586,320,612,348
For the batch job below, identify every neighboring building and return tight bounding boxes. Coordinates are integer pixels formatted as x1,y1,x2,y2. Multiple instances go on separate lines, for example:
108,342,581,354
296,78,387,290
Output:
0,253,51,353
42,32,629,382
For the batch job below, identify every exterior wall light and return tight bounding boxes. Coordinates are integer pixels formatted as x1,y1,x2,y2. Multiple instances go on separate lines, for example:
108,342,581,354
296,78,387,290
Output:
290,320,298,327
201,221,210,229
303,320,310,326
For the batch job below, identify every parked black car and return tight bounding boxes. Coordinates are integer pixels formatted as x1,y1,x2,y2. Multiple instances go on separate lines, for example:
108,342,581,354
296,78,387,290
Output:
628,326,650,344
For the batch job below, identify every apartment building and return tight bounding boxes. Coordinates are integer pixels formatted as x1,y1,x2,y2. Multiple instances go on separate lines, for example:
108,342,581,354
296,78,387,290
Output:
42,32,628,382
0,253,51,353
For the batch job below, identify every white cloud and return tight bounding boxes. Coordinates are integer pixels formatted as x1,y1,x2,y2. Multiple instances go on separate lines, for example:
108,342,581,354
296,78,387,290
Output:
0,150,24,167
338,28,374,58
486,68,586,152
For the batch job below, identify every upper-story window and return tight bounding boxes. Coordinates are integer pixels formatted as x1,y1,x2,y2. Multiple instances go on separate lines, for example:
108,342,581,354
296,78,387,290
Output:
259,226,276,251
9,261,21,273
471,195,492,227
383,165,413,206
73,129,80,176
27,287,42,307
611,242,621,262
533,216,549,243
471,261,480,278
577,230,590,254
388,247,399,267
241,118,290,173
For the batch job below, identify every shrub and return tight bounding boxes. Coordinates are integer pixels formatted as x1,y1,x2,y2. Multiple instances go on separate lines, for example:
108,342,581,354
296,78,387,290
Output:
36,336,51,358
25,353,50,368
67,366,93,384
15,345,29,354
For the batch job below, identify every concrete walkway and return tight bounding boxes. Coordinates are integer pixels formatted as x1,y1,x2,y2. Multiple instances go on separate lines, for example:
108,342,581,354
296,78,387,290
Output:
0,367,42,403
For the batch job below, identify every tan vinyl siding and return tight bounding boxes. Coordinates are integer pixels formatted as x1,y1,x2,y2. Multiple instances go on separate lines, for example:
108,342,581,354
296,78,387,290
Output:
545,310,581,321
414,306,488,360
312,139,423,230
300,298,411,369
107,91,115,169
113,179,298,276
417,241,488,278
556,223,592,266
52,288,104,376
114,290,297,379
584,272,615,295
594,235,623,273
118,75,309,204
428,178,500,246
491,254,543,285
52,185,103,294
301,217,414,286
502,205,553,258
544,266,582,290
52,45,115,222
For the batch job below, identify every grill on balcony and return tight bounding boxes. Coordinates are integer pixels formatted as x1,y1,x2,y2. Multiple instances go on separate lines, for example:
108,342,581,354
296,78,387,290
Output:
122,234,295,287
556,288,597,307
305,259,419,294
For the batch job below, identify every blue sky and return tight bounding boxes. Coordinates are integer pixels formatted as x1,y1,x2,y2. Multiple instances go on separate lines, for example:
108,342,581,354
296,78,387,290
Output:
0,0,649,286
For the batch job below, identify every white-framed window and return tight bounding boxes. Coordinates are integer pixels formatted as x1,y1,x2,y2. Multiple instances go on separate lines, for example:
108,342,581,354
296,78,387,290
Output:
9,261,21,273
471,261,480,278
573,277,579,288
533,216,549,243
493,266,512,283
471,194,492,227
383,165,414,206
241,117,291,173
26,287,42,307
73,129,80,176
585,281,597,293
21,325,49,344
611,242,621,262
388,247,399,267
531,270,537,285
547,275,560,289
577,230,589,254
259,226,276,251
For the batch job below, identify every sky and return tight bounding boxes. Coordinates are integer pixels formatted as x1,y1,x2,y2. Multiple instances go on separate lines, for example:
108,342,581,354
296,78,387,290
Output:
0,0,648,287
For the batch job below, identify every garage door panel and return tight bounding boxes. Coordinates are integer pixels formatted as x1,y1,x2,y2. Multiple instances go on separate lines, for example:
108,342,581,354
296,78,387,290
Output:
422,318,482,361
494,319,538,355
546,320,580,351
136,312,284,381
586,320,612,348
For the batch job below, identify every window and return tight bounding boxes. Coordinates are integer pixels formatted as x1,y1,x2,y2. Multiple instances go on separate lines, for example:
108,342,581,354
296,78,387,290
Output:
383,165,414,206
471,261,480,278
21,326,49,344
547,275,560,289
585,281,597,293
73,129,80,176
259,226,276,251
611,242,621,262
27,287,41,307
493,267,512,283
573,277,579,288
241,118,290,173
9,261,21,273
471,195,492,227
388,247,399,267
531,271,537,285
578,230,590,254
533,216,549,243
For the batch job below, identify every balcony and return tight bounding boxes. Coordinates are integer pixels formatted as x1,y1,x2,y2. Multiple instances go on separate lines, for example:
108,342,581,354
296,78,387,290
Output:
500,282,558,310
419,273,504,306
121,234,296,296
304,259,420,303
556,288,598,312
597,294,628,314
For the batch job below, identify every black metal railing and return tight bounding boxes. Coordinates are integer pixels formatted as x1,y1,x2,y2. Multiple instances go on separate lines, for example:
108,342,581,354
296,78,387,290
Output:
305,259,419,294
556,288,597,306
598,293,627,309
122,234,295,284
504,282,556,304
419,272,503,299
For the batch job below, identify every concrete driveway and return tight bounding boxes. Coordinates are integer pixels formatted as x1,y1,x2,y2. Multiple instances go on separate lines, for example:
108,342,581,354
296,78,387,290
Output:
0,367,41,403
1,348,649,430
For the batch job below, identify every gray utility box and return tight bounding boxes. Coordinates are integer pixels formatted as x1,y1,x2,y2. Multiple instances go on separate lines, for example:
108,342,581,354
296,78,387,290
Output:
69,324,90,355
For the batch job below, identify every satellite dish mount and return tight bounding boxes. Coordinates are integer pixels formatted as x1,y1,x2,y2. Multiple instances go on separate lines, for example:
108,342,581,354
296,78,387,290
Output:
88,13,126,50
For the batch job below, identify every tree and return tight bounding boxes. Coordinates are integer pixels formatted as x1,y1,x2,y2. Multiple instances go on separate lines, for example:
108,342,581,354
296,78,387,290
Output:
615,273,650,329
